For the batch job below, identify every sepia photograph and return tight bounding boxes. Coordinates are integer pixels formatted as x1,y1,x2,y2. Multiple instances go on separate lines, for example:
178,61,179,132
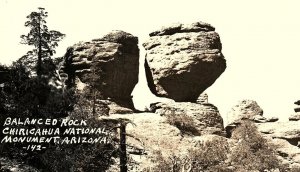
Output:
0,0,300,171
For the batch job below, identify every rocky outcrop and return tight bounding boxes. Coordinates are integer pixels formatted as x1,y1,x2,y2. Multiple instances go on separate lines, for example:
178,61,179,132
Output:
225,100,279,137
143,22,226,102
290,101,300,121
226,100,263,125
295,100,300,112
63,31,139,108
151,102,224,136
289,113,300,121
102,113,227,171
270,138,300,169
225,100,279,125
256,121,300,147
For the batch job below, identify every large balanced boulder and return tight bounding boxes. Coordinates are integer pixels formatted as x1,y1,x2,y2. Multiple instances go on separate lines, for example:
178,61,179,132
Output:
63,31,139,108
143,22,226,102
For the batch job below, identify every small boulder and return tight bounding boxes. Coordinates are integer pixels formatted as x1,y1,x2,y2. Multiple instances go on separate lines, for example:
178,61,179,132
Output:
289,113,300,121
226,100,263,126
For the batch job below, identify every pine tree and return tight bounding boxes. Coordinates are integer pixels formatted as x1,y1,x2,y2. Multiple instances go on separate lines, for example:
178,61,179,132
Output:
20,7,65,78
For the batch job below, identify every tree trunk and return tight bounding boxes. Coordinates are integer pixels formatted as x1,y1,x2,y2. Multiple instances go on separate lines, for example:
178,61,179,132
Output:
92,89,96,115
37,17,42,78
120,124,127,172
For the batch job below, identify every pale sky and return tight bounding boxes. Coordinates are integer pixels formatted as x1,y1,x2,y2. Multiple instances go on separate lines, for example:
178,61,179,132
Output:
1,0,300,120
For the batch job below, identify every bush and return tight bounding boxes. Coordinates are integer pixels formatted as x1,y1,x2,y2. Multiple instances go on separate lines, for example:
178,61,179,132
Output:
166,112,199,136
37,91,117,172
188,138,230,172
40,143,116,172
147,120,288,172
0,70,117,171
145,138,231,172
230,120,287,171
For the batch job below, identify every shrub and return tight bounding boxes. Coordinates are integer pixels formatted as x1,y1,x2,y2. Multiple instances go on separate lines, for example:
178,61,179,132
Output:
188,138,230,172
0,77,117,171
37,91,117,172
230,120,287,171
145,138,231,172
166,112,199,135
147,120,288,172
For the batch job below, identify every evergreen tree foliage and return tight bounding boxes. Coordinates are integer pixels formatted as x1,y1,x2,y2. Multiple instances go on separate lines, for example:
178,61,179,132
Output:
20,7,65,78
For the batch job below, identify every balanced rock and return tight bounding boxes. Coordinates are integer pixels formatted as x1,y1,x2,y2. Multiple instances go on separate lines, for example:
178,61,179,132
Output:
63,31,139,108
143,22,226,102
152,102,224,136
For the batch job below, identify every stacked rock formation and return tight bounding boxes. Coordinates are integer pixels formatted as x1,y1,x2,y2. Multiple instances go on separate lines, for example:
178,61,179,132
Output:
295,100,300,112
197,92,208,104
225,100,279,136
62,22,226,134
143,22,226,102
140,22,226,136
290,100,300,121
63,30,139,109
226,100,300,168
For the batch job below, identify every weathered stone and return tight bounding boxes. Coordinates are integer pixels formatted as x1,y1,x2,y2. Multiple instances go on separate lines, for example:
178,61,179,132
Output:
289,113,300,121
270,138,300,168
225,100,279,137
256,121,300,147
266,116,280,122
252,115,279,123
225,100,263,126
294,100,300,113
107,101,134,114
101,113,227,171
143,21,226,102
197,92,208,104
152,102,224,136
63,30,139,109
